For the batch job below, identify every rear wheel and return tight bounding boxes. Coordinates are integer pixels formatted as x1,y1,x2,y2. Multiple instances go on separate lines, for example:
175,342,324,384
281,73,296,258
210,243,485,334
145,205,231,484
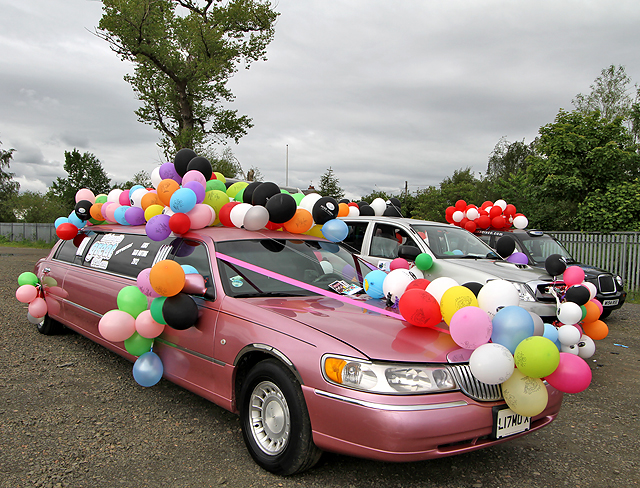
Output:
37,315,64,335
239,359,322,475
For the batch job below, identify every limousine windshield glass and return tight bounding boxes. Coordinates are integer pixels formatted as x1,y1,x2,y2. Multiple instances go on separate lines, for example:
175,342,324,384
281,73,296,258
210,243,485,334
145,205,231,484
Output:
410,224,497,259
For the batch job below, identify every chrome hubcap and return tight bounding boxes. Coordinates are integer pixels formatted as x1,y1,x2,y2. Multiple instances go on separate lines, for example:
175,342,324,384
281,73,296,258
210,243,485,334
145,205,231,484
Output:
249,380,291,455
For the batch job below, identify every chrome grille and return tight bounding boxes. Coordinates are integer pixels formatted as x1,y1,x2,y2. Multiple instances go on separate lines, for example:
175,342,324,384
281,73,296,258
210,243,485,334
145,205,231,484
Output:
597,274,615,294
446,364,503,402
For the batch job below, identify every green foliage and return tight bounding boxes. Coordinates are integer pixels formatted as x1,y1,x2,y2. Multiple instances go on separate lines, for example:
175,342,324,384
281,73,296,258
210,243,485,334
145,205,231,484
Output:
318,167,345,201
113,170,152,190
486,136,536,181
572,65,636,122
47,149,111,213
0,139,20,222
0,235,54,249
200,146,242,178
9,191,69,223
97,0,279,157
576,179,640,232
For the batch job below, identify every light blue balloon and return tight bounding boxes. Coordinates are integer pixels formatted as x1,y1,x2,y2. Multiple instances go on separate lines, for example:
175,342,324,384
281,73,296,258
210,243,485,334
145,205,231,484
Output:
364,269,387,299
114,205,130,225
54,217,69,229
321,219,348,242
491,306,534,354
170,187,197,213
133,351,164,387
129,184,144,196
181,264,199,275
542,323,559,343
67,211,85,229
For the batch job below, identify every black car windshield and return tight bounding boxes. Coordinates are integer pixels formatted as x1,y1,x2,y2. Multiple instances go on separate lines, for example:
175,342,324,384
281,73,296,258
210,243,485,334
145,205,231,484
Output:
518,235,574,265
216,238,367,297
411,224,497,259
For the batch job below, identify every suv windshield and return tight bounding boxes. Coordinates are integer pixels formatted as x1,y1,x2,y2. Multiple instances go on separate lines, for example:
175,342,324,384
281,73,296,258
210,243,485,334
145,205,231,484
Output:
411,224,498,259
216,238,367,297
518,234,574,265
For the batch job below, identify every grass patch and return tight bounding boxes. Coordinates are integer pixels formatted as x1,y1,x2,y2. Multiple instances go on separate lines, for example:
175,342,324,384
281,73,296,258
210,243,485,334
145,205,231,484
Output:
626,290,640,304
0,235,54,249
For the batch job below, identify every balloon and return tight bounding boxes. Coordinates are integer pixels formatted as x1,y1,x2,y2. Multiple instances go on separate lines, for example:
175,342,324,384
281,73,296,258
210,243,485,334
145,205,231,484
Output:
151,166,162,188
124,331,154,356
144,204,164,222
563,266,585,287
118,190,131,206
491,306,534,354
283,208,313,234
89,203,105,222
466,207,479,220
564,285,590,306
321,219,349,242
114,206,130,226
545,254,567,277
54,216,68,229
162,293,199,330
182,180,206,204
251,182,280,206
241,181,262,204
506,252,528,264
496,235,516,257
501,368,548,417
56,222,79,241
135,309,165,338
229,203,253,228
561,343,580,355
469,343,514,385
156,179,180,207
424,277,458,304
312,197,340,224
557,301,582,325
363,270,387,299
169,212,191,234
75,188,95,204
124,206,146,226
145,214,172,241
159,161,182,183
187,203,215,229
226,181,249,200
168,187,196,214
130,188,148,208
266,193,297,224
398,289,442,328
514,336,560,378
27,312,45,325
370,198,387,216
545,353,592,393
337,202,350,217
529,312,545,336
440,286,478,325
462,281,483,297
452,210,464,223
28,297,48,318
150,296,167,325
107,188,123,203
243,205,270,231
74,200,93,221
582,319,608,340
149,260,186,297
449,306,492,350
18,271,40,286
173,148,198,177
583,282,597,300
358,203,375,216
415,253,433,271
186,156,213,180
542,323,559,344
577,334,596,359
512,215,528,229
477,280,519,318
117,285,149,318
16,284,39,303
133,351,164,387
136,268,161,298
98,309,136,342
218,201,240,227
390,258,410,270
382,268,416,304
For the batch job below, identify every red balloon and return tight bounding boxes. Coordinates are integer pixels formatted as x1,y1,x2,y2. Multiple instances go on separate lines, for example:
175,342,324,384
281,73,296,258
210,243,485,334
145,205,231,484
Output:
464,220,477,232
218,201,240,227
56,222,79,240
459,217,469,228
398,289,442,328
504,204,517,217
265,221,284,231
489,206,503,218
477,215,491,229
455,200,467,211
480,200,493,210
406,278,431,291
491,216,505,229
169,213,191,234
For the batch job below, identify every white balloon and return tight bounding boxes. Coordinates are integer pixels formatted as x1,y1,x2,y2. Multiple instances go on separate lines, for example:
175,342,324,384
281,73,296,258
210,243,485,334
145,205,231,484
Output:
130,188,148,208
494,199,507,211
558,324,581,346
426,277,459,304
107,188,123,203
469,343,515,385
27,312,45,325
370,198,387,216
477,280,519,318
557,302,582,325
529,311,545,336
407,266,424,280
560,343,580,355
243,205,270,231
299,193,322,213
151,166,162,189
583,282,597,300
382,269,415,304
513,215,528,229
230,203,252,228
348,206,360,217
452,210,464,222
577,334,596,359
466,208,479,220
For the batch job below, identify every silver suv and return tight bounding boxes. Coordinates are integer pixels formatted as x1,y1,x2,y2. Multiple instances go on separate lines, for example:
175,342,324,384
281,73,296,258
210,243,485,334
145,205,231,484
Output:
340,216,558,319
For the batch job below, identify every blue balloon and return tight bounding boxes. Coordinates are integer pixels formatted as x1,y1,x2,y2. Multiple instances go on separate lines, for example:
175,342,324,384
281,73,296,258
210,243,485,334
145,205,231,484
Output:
54,216,69,229
542,323,559,343
114,205,130,225
181,264,199,274
67,211,85,229
170,187,197,213
364,269,387,299
321,219,348,242
133,351,164,387
491,306,534,354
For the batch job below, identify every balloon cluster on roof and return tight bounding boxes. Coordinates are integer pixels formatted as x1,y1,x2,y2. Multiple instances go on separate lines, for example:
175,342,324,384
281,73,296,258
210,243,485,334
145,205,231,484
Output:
445,199,528,233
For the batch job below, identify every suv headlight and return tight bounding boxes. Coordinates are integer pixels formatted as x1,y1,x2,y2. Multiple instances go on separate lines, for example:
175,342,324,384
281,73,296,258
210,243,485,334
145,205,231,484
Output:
322,355,457,394
509,281,536,302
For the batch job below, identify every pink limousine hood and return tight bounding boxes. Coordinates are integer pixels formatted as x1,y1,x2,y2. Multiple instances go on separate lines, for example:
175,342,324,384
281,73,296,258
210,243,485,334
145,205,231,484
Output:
246,295,461,363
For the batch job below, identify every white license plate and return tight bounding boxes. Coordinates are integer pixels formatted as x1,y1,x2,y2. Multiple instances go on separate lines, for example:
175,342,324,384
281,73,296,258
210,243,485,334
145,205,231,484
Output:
602,299,619,306
493,406,530,439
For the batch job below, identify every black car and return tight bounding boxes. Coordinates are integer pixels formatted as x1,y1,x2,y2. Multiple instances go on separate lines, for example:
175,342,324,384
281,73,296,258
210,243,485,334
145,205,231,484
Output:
475,229,626,318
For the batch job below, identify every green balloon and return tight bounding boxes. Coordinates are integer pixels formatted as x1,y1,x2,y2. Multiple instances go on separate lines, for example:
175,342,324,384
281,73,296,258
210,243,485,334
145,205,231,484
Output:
514,336,560,379
415,253,433,271
95,195,108,204
124,332,153,357
150,296,167,325
206,179,227,193
117,286,148,318
292,192,305,205
18,272,39,286
234,188,245,203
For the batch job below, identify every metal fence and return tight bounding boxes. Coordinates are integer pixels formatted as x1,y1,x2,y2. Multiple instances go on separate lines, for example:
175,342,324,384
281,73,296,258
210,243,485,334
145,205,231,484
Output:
549,231,640,291
0,222,57,243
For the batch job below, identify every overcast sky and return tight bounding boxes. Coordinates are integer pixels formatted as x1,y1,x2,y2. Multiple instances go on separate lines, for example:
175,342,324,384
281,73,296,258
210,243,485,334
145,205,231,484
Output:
2,0,640,201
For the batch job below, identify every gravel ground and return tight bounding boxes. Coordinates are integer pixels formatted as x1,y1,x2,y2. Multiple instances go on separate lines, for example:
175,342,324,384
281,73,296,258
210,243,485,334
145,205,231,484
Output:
1,247,638,488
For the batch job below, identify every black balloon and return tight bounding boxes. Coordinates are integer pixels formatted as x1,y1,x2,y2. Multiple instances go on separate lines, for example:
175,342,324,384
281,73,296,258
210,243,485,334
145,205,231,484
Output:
565,284,590,305
251,182,281,206
265,193,297,223
496,235,516,257
242,181,262,204
174,148,198,177
74,200,93,221
187,156,213,180
383,205,403,217
358,204,375,216
162,293,199,330
545,253,567,276
312,197,339,225
339,198,350,204
389,197,402,209
462,281,484,297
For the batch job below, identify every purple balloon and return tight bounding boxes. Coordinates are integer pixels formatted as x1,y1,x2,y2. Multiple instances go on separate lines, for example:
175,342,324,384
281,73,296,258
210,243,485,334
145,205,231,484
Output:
159,162,182,184
506,252,529,265
124,206,147,226
145,214,172,241
183,181,206,203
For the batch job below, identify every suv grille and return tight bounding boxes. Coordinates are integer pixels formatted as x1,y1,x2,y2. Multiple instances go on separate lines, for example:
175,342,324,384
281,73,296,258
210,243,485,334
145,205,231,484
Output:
446,364,503,402
597,274,615,294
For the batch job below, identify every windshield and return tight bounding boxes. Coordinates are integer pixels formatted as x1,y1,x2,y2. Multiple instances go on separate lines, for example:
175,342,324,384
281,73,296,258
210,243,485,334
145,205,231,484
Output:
216,238,367,297
518,235,574,265
410,224,498,259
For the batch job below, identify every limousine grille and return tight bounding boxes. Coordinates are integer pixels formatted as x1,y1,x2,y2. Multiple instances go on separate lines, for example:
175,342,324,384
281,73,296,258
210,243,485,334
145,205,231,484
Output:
598,274,615,294
446,364,503,402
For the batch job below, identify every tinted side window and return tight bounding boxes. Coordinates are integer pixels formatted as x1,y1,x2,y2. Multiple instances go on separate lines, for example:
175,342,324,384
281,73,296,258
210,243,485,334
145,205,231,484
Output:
53,234,95,265
342,221,369,253
370,224,418,259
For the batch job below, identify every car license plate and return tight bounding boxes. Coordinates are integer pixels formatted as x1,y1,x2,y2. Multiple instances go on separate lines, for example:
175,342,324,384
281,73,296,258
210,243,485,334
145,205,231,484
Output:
492,406,530,439
602,299,619,306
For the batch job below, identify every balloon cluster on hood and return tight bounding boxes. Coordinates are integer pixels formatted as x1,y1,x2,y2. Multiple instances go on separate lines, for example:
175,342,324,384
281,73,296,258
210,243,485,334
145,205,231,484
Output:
445,199,528,233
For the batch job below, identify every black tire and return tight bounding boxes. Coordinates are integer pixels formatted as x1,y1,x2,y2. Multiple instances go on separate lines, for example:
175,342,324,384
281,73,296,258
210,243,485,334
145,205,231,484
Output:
599,309,612,319
239,359,322,475
37,315,64,335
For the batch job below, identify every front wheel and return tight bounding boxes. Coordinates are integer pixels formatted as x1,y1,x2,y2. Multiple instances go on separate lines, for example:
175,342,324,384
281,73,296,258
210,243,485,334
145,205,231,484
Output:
239,359,322,475
37,315,64,335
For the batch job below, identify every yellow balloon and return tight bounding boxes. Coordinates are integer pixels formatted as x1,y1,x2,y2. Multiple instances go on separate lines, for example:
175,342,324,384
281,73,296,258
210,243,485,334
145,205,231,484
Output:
204,190,230,213
144,204,165,221
213,172,226,184
439,286,479,325
226,181,248,199
501,368,548,417
304,224,325,238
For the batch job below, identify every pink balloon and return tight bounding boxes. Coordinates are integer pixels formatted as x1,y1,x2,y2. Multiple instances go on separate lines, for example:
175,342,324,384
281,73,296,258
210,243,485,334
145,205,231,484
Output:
119,190,131,206
181,170,207,188
28,297,48,318
183,274,206,295
135,310,165,339
98,309,136,342
16,284,38,303
563,265,585,287
45,295,61,316
137,268,161,298
75,188,96,204
390,258,410,270
104,204,119,223
591,298,603,316
545,352,592,393
187,204,214,229
449,306,493,350
100,201,114,220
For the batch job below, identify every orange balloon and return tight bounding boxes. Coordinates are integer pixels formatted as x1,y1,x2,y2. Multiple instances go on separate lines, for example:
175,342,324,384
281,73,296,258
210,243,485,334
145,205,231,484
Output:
156,179,180,207
583,301,601,323
149,260,186,297
141,192,161,210
582,319,609,340
283,208,313,234
337,202,349,217
90,203,104,221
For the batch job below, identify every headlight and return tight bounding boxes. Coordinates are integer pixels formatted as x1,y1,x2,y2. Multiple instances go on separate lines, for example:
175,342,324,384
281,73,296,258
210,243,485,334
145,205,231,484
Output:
322,355,457,394
509,281,536,302
616,275,624,287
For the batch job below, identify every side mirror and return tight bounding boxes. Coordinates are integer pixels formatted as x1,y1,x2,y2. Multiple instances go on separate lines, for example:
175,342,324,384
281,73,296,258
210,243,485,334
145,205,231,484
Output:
398,245,421,261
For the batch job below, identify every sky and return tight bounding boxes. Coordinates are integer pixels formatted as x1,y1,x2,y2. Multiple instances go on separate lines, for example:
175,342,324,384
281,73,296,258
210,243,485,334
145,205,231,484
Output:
1,0,640,202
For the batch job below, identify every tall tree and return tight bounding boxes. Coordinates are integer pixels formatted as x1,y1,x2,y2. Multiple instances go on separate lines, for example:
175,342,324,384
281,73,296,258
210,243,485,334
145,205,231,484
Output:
572,65,637,122
0,140,20,222
47,149,111,213
486,136,536,181
318,167,345,201
96,0,278,156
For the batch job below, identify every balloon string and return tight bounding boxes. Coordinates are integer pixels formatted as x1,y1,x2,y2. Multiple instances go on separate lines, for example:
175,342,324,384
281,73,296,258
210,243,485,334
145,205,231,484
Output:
215,252,449,334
